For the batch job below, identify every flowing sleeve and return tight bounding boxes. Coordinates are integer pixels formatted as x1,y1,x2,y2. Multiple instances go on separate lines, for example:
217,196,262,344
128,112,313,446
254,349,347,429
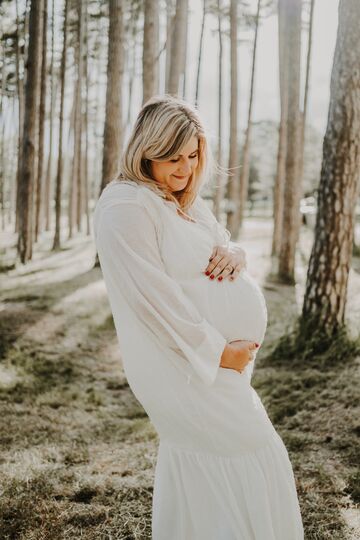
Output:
94,198,227,386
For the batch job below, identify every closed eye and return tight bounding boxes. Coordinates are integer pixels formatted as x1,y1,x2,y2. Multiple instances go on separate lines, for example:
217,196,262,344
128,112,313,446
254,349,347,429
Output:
170,153,198,163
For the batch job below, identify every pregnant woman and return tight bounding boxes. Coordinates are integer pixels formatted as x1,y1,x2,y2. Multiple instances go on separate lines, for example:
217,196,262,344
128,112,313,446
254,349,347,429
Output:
93,95,304,539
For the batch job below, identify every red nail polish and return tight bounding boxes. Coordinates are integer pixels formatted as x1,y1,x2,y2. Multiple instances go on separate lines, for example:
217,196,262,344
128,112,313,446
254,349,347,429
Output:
210,274,215,280
218,276,223,281
255,343,260,348
205,271,210,276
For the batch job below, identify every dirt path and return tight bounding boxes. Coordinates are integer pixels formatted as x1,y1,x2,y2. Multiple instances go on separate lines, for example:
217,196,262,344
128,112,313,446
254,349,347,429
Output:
0,222,359,539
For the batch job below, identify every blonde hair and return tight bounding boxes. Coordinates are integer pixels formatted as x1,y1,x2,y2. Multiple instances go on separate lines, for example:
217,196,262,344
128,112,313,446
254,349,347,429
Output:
117,95,216,211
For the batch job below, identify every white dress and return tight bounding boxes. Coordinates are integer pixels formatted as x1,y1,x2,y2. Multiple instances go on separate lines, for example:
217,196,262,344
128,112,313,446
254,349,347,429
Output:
93,179,304,540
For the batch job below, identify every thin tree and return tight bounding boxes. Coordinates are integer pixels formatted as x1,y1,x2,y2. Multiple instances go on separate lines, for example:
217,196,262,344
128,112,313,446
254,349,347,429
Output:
225,0,239,235
53,0,69,251
165,0,174,92
101,0,125,191
14,0,25,233
195,0,206,106
76,0,84,232
297,0,315,226
237,0,261,232
302,0,360,334
34,0,47,242
213,0,224,220
272,0,289,256
17,0,44,263
278,0,302,283
83,0,90,235
44,0,55,232
167,0,188,95
143,0,159,104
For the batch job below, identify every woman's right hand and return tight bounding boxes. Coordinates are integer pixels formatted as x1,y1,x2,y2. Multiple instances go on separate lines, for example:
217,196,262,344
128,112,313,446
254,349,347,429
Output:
220,340,259,373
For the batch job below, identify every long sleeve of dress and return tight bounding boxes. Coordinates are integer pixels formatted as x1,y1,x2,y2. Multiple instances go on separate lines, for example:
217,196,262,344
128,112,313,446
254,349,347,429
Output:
94,198,227,386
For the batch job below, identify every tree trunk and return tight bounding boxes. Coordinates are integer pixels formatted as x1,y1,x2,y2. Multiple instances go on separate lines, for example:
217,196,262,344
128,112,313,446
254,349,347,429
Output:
225,0,239,236
278,0,302,283
167,0,188,96
181,4,188,98
53,0,69,251
14,0,25,234
237,0,261,233
44,0,55,232
76,0,84,232
214,0,224,220
272,0,289,257
195,0,206,106
143,0,158,104
302,0,360,334
68,83,79,239
17,0,44,263
165,0,174,92
34,0,47,242
297,0,315,216
101,0,124,191
83,0,90,236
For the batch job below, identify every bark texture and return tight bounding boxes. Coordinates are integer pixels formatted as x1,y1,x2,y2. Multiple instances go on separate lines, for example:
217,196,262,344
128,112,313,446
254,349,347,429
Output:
167,0,188,95
278,0,302,283
302,0,360,333
53,0,68,250
101,0,124,190
143,0,158,104
226,0,239,235
17,0,44,263
272,0,289,256
237,0,261,232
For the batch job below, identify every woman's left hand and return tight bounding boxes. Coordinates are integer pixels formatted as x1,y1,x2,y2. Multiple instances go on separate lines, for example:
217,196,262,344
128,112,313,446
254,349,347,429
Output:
204,244,247,282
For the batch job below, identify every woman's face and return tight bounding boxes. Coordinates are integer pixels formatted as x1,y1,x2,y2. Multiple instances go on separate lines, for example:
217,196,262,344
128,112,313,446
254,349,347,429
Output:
150,136,199,192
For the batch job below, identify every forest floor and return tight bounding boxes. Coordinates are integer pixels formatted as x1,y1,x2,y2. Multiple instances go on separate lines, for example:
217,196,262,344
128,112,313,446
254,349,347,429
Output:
0,218,360,540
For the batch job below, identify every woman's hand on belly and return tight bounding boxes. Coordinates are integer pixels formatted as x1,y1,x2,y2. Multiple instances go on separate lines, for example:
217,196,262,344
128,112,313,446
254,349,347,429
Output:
204,244,246,282
220,340,259,373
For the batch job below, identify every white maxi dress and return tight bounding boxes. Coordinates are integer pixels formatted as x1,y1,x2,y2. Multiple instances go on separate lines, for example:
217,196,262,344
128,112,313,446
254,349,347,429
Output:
93,179,304,540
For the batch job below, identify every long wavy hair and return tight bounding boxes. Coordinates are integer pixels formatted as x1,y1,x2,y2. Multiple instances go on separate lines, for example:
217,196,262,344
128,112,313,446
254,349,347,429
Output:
117,95,217,211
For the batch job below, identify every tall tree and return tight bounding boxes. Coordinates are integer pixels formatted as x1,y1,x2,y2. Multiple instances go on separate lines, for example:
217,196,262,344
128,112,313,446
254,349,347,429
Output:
167,0,188,95
237,0,261,231
101,0,124,190
278,0,302,283
143,0,159,104
272,0,289,256
83,0,90,236
213,0,224,220
297,0,315,220
44,0,55,232
195,0,207,105
17,0,44,263
14,0,25,233
225,0,239,235
302,0,360,334
34,0,47,242
76,0,85,232
165,0,175,92
53,0,69,250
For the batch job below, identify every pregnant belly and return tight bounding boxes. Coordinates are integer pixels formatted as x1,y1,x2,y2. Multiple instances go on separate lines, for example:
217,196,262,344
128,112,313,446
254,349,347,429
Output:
180,269,268,345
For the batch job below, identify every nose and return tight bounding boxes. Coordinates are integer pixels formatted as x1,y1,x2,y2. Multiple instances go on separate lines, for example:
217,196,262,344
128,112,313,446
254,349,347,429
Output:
177,158,192,175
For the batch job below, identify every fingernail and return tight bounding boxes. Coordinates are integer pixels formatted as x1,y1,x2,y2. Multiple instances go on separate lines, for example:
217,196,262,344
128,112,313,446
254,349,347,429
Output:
205,271,210,276
210,274,215,280
230,276,234,281
255,343,260,348
218,276,223,281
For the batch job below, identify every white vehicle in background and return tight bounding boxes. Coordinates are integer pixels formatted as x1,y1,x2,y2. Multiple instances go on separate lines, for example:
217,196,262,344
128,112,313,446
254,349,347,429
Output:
300,195,317,228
